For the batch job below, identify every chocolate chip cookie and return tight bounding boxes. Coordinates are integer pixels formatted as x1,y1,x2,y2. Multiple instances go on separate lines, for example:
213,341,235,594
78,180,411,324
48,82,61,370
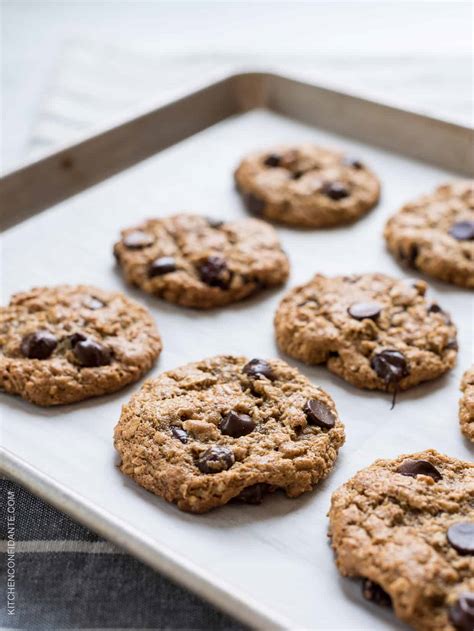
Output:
234,144,380,228
0,285,162,406
274,274,457,401
114,355,345,513
459,367,474,442
384,181,474,289
113,213,289,309
329,449,474,631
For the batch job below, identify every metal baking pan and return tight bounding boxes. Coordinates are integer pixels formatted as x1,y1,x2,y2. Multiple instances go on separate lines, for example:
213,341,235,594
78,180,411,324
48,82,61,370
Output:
1,71,473,630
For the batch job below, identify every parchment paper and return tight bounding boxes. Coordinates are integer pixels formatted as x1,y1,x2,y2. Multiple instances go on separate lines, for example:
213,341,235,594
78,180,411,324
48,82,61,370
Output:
2,109,473,630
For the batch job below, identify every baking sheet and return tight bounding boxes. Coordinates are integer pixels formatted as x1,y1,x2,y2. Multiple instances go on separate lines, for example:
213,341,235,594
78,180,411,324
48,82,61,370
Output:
1,107,473,630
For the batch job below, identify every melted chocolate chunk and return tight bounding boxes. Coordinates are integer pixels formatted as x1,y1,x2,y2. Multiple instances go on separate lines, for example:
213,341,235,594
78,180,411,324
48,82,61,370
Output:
291,170,304,180
20,331,57,360
362,579,392,607
148,256,177,277
303,399,336,430
371,349,409,407
447,522,474,555
220,411,256,438
171,426,189,444
197,446,235,474
235,483,273,505
73,337,111,367
244,193,265,216
449,593,474,631
242,358,275,381
446,338,459,351
264,154,281,167
68,332,87,347
348,302,381,320
198,256,230,289
322,181,350,200
396,459,442,481
400,243,419,268
123,230,155,249
449,220,474,241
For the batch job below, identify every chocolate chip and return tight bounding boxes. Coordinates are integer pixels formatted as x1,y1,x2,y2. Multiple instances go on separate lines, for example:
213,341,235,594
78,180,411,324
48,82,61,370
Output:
198,255,230,289
171,426,188,444
123,230,155,249
428,303,443,313
447,522,474,555
243,358,275,381
197,446,235,474
348,302,382,320
264,154,281,167
20,331,57,359
396,459,442,481
449,220,474,241
148,256,177,277
371,349,409,408
207,217,224,229
291,170,304,180
361,579,392,607
220,411,256,438
371,350,409,385
84,297,105,310
73,338,111,367
322,181,349,200
235,483,272,504
449,593,474,631
343,156,364,169
303,399,336,430
68,332,87,347
244,193,265,216
446,338,459,351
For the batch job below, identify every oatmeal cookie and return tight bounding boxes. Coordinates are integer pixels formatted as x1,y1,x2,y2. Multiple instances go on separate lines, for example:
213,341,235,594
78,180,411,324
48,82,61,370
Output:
114,355,345,513
274,273,457,399
0,285,162,405
384,181,474,289
114,213,289,309
234,144,380,227
329,449,474,631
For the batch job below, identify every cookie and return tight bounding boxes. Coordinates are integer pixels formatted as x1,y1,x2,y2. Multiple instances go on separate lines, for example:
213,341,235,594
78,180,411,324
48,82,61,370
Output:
384,181,474,289
0,285,162,406
328,449,474,631
459,367,474,442
113,213,289,309
274,273,458,399
234,144,380,228
114,355,345,513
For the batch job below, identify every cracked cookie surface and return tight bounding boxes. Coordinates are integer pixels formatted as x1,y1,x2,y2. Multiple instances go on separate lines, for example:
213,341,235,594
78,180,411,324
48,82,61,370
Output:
459,367,474,442
113,213,289,309
274,273,458,395
234,144,380,228
329,449,474,631
384,181,474,289
114,355,345,513
0,285,162,406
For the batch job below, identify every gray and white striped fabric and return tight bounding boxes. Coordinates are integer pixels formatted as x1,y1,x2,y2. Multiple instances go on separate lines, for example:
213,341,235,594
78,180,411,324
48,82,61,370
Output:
0,478,246,630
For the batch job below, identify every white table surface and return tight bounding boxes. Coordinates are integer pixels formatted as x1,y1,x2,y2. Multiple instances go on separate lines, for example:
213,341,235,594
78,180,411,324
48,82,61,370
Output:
2,1,473,171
